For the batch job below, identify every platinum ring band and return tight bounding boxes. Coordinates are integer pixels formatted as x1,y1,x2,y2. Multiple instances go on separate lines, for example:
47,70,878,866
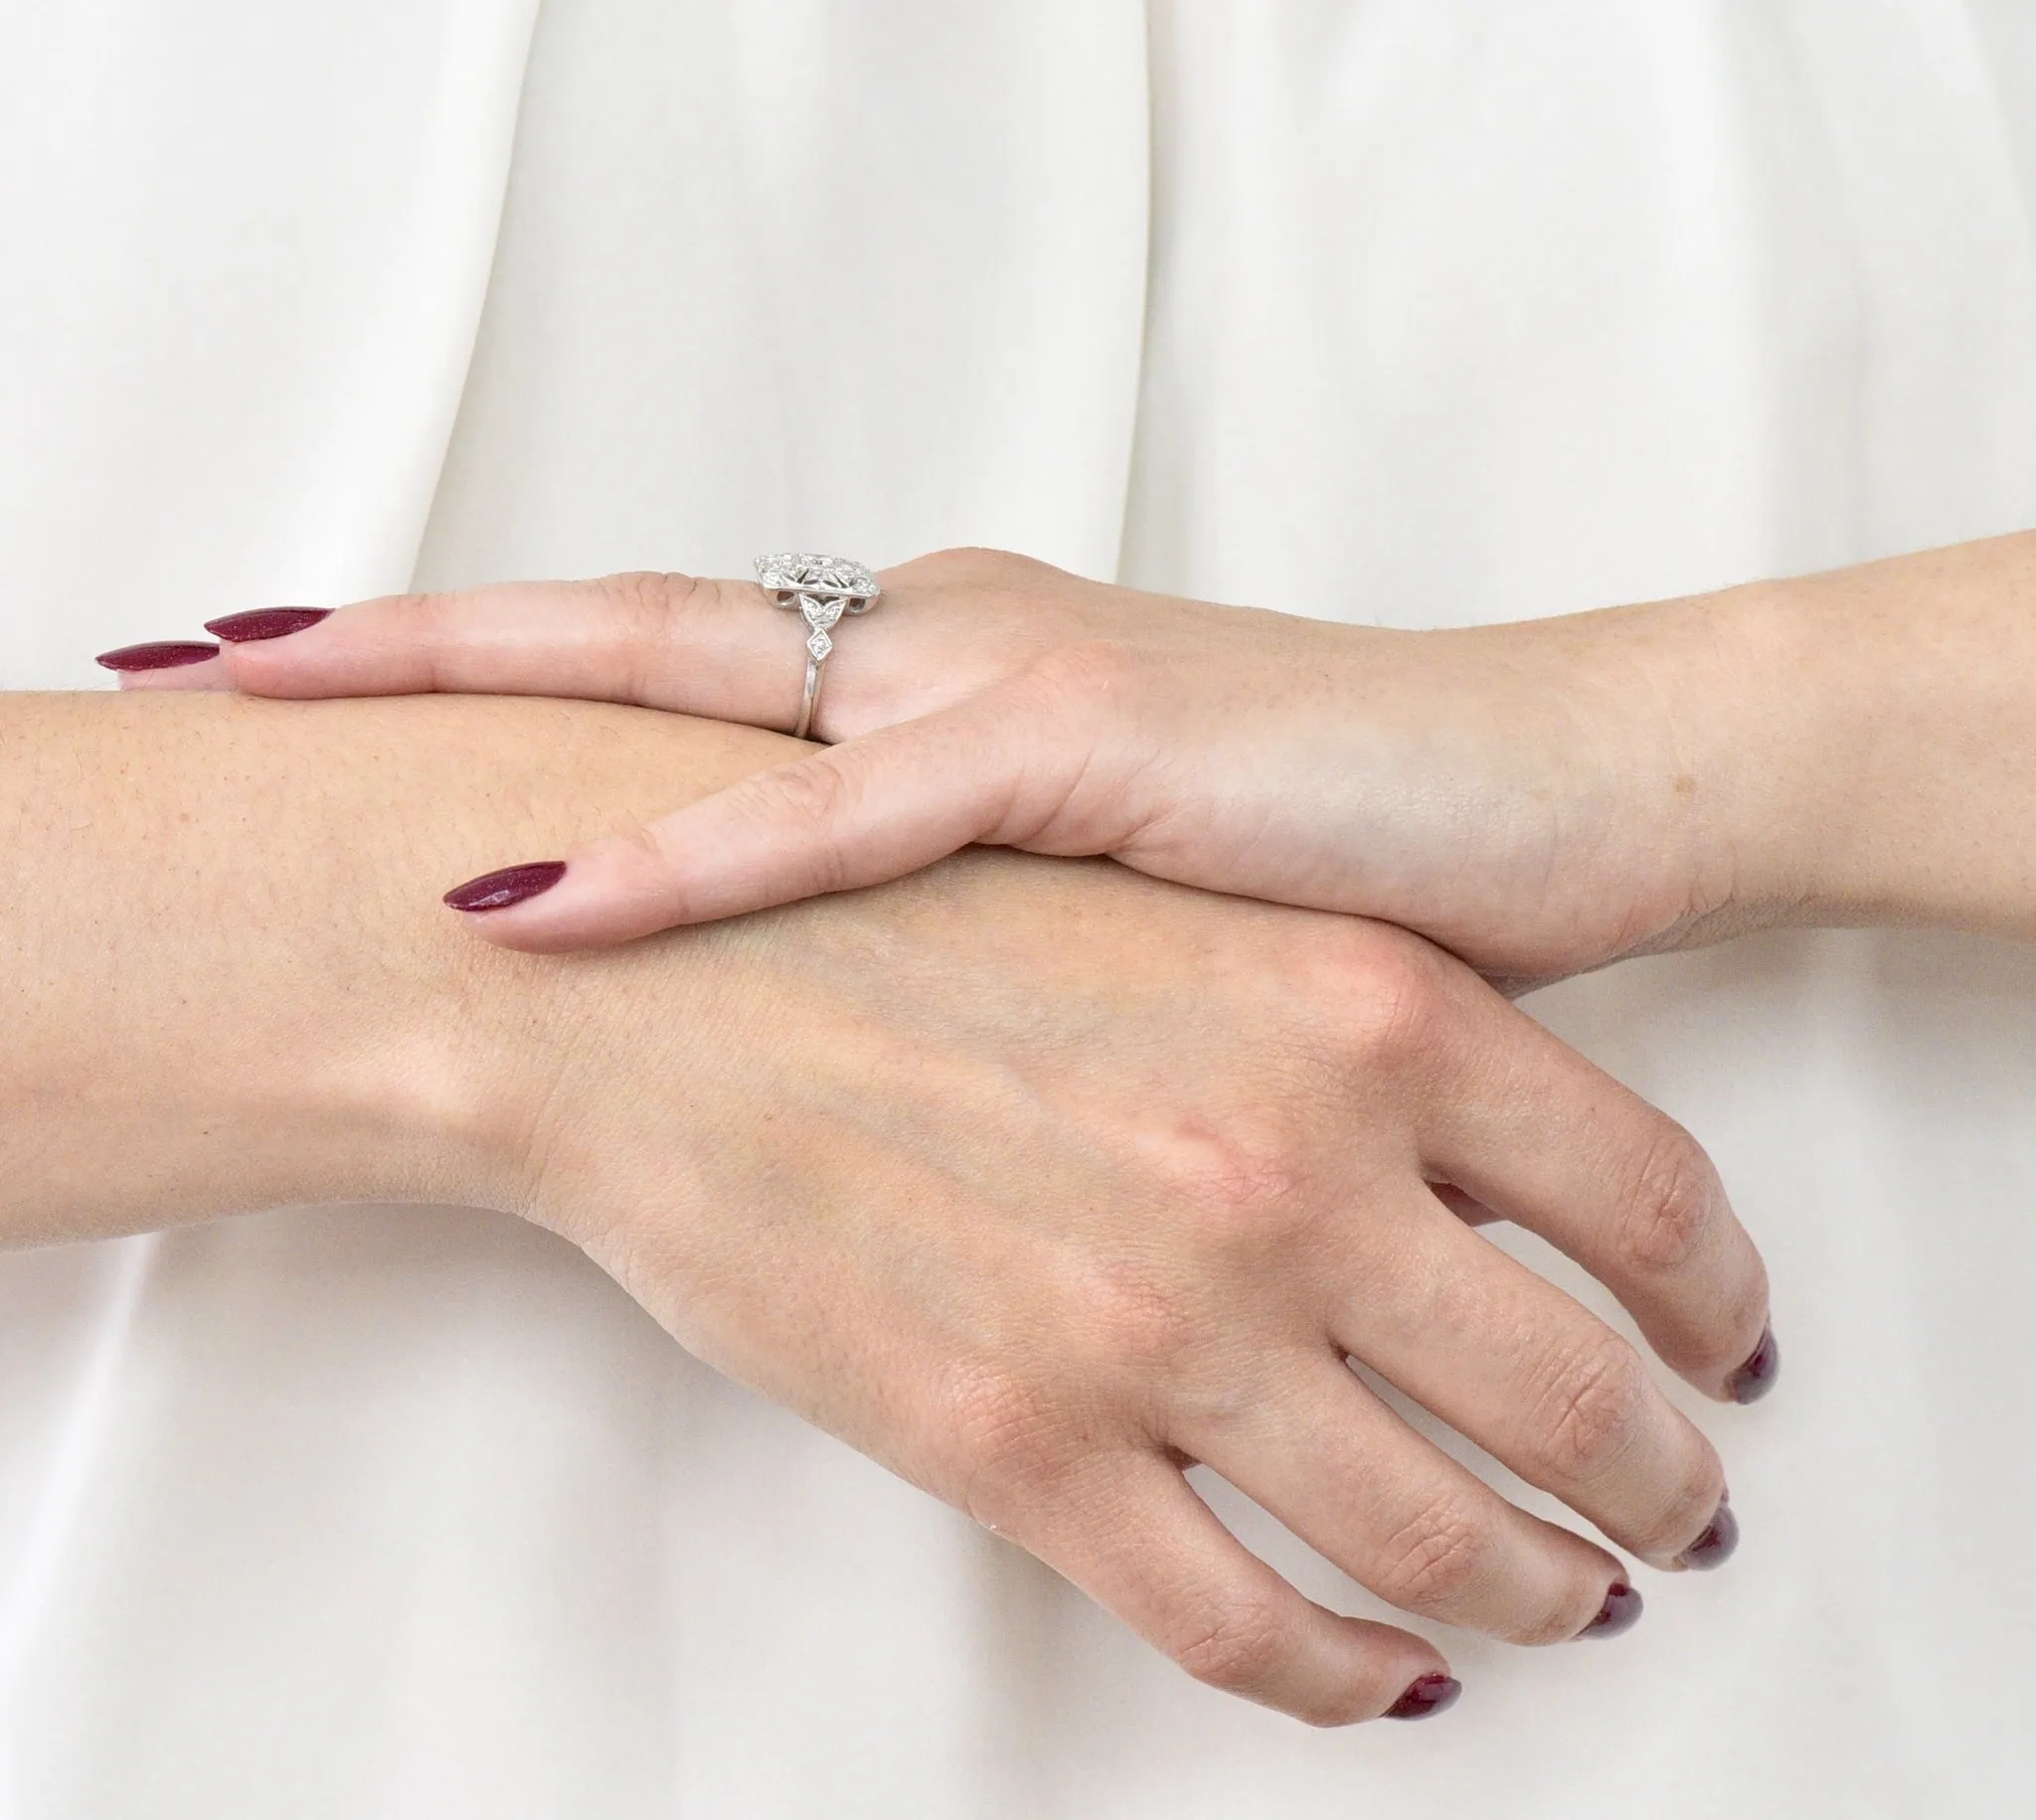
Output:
754,553,883,741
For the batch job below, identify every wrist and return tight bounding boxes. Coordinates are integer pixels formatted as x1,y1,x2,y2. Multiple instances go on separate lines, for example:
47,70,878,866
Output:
1696,535,2036,941
326,722,794,1236
1647,577,1840,942
0,691,787,1243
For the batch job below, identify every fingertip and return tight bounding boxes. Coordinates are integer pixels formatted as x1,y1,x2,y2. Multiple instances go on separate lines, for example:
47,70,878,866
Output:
521,824,736,943
440,851,657,953
1296,1611,1455,1727
1383,1673,1462,1722
443,860,569,914
456,913,626,955
1674,1497,1739,1572
1726,1325,1781,1405
109,653,233,691
205,606,333,643
96,640,222,678
1572,1580,1643,1641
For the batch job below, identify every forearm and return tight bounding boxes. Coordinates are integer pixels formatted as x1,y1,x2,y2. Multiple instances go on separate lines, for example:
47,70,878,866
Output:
1700,532,2036,940
0,690,790,1243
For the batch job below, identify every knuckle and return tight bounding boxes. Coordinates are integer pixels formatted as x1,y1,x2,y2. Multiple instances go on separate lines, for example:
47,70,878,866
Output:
1533,1334,1652,1485
938,1367,1075,1525
1313,930,1450,1071
592,568,712,628
378,590,464,675
1615,1126,1723,1275
376,587,439,628
598,814,680,880
1171,1597,1291,1699
754,756,854,823
589,571,719,697
733,761,861,876
1372,1494,1490,1614
897,546,1045,590
1070,1259,1201,1380
1143,1120,1316,1256
376,584,546,692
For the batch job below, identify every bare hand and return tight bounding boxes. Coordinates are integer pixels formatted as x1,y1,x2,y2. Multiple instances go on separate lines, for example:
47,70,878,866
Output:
513,833,1766,1724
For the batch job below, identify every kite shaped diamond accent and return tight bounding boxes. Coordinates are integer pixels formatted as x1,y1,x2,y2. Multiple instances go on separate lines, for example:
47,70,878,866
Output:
756,554,881,659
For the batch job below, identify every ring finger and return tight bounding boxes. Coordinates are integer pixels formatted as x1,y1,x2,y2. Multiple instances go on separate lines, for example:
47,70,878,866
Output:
1331,1191,1725,1571
1176,1348,1639,1646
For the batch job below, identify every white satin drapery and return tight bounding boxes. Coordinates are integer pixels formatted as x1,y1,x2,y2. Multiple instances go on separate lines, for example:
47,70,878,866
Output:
4,4,2036,1814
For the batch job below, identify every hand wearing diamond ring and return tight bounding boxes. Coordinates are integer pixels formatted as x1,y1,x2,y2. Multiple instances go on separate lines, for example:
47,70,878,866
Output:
143,533,2036,999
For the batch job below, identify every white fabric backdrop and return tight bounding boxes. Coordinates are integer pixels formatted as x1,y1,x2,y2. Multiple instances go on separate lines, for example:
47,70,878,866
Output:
4,3,2036,1813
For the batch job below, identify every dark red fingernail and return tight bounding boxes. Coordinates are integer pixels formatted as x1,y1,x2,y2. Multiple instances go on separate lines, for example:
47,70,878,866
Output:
1676,1498,1739,1571
1384,1674,1461,1721
1727,1325,1781,1405
94,640,221,673
204,607,333,643
1575,1581,1643,1640
443,861,568,913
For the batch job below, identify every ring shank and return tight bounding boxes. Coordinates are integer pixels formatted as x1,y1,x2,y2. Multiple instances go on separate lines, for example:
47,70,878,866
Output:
795,651,824,741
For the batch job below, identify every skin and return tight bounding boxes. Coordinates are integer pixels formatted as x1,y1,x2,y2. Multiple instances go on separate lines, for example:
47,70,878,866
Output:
170,532,2036,983
0,691,1763,1725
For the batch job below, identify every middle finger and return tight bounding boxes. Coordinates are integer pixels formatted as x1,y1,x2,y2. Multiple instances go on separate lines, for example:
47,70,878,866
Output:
1175,1341,1639,1645
1330,1191,1727,1571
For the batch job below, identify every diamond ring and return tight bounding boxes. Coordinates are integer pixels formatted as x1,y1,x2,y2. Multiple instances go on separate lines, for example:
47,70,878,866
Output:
754,553,883,741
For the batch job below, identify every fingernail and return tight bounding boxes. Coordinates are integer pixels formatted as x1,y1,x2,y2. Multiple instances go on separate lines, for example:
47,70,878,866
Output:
1727,1325,1781,1405
1676,1498,1739,1571
1575,1581,1643,1640
94,640,222,673
204,607,333,643
1384,1674,1461,1721
443,861,568,913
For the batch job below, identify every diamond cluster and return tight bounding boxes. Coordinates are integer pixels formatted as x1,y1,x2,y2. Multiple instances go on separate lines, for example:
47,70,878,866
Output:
755,554,879,599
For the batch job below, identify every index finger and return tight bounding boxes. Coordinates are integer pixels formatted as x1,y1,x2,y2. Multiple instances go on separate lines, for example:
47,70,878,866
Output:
1407,942,1775,1406
204,570,1003,741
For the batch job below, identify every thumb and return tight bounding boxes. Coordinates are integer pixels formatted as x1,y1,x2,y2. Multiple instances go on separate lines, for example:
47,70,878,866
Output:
442,680,1104,950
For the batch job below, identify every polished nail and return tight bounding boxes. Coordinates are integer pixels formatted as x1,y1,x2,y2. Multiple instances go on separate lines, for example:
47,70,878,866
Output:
94,640,221,673
1677,1499,1740,1571
1384,1674,1462,1721
443,861,568,913
1727,1325,1781,1405
1575,1581,1643,1640
204,606,333,643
